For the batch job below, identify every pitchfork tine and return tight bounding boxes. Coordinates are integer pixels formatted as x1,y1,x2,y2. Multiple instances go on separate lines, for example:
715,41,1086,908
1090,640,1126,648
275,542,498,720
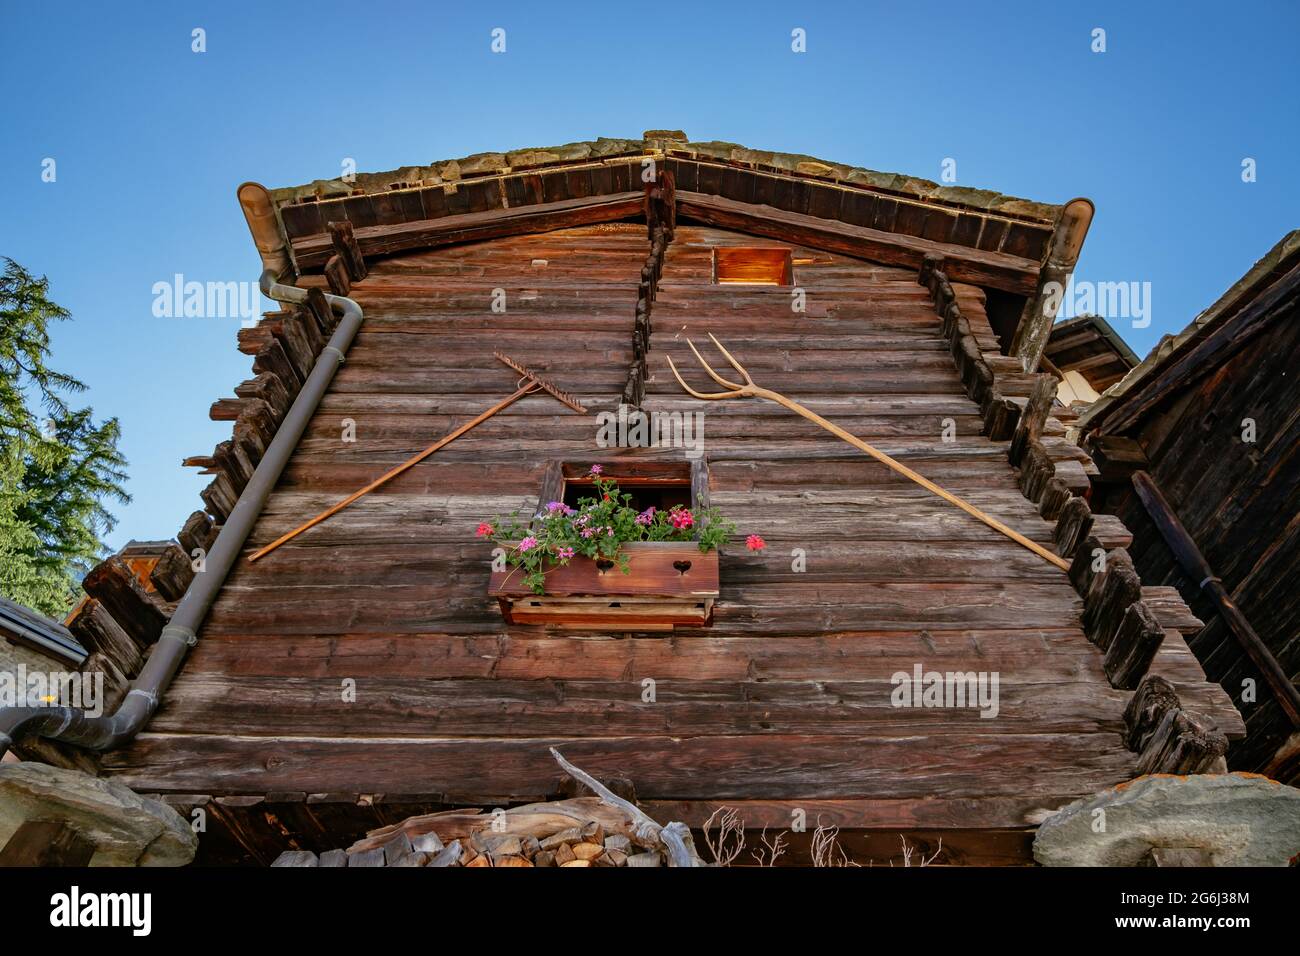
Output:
686,337,744,391
706,333,754,386
665,353,737,400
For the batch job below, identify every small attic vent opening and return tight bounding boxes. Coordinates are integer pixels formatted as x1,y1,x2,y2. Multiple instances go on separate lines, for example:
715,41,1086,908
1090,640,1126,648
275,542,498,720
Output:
712,247,793,285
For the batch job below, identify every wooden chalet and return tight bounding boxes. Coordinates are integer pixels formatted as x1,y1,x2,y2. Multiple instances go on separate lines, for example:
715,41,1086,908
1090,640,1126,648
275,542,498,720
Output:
2,132,1249,865
1079,231,1300,784
1043,314,1138,408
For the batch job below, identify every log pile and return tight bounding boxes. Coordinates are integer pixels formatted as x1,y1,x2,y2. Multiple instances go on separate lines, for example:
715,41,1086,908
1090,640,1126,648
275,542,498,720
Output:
270,751,699,868
272,804,669,868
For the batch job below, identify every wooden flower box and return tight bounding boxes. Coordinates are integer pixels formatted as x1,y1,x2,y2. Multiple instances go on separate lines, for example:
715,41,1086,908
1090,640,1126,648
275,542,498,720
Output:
488,542,719,631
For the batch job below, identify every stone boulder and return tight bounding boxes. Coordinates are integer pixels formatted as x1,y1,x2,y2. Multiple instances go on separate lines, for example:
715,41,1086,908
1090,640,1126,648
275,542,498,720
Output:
0,762,197,866
1034,772,1300,867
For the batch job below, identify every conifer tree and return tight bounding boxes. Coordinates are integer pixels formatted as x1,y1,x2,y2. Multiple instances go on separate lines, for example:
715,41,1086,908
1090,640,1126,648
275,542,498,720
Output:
1,257,129,618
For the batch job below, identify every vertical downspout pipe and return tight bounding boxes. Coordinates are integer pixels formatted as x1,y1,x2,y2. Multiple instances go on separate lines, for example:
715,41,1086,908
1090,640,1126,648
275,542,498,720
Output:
0,272,363,758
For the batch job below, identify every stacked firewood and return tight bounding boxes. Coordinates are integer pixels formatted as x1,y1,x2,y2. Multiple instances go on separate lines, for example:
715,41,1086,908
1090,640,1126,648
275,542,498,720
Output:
270,797,670,868
271,751,702,868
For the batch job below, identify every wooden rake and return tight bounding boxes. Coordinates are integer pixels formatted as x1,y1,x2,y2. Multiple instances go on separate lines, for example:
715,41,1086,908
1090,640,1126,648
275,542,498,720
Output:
665,334,1070,572
247,353,587,563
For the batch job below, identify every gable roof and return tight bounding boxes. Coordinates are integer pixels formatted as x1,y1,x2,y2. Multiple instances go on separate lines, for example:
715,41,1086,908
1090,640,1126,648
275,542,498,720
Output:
241,131,1074,299
1044,313,1139,394
1080,230,1300,432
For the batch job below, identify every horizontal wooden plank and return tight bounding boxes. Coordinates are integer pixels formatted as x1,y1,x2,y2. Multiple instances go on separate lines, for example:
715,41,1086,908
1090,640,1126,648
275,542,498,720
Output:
102,732,1140,801
151,676,1132,737
293,193,645,269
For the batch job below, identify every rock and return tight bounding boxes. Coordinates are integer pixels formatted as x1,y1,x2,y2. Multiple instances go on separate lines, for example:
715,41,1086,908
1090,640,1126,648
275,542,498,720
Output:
1034,773,1300,867
427,840,462,868
318,849,347,867
270,850,318,867
411,832,444,854
625,851,662,868
795,161,837,177
347,847,386,868
643,129,689,144
0,762,197,866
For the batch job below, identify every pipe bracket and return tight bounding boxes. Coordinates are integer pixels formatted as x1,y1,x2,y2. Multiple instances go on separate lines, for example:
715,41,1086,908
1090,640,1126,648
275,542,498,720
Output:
159,624,198,647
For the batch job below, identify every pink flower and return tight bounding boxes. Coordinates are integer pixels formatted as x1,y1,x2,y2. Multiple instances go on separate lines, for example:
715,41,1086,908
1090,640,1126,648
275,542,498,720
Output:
475,522,494,538
581,528,595,539
545,501,574,516
556,546,576,560
746,534,766,551
518,536,538,552
589,464,603,475
669,508,695,531
635,507,656,526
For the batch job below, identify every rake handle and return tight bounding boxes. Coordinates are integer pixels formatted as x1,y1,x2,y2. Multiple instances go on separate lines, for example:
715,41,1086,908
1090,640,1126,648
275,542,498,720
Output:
760,389,1071,572
247,383,538,563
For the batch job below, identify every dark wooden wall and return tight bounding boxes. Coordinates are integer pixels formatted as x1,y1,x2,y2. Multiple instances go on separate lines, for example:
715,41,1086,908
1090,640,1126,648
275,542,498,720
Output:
1098,297,1300,773
98,223,1238,862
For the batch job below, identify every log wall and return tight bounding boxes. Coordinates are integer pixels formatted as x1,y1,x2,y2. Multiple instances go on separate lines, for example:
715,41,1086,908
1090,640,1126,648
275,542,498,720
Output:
90,223,1239,862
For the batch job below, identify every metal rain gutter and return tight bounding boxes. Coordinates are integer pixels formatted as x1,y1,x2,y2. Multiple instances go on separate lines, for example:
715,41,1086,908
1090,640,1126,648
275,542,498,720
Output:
0,270,363,758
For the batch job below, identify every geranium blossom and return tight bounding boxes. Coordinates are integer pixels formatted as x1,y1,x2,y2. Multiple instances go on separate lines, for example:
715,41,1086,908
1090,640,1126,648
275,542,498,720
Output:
479,473,735,595
746,534,766,551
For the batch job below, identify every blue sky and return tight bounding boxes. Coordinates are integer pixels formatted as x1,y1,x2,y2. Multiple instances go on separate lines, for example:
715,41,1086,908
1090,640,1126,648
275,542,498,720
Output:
1,0,1296,550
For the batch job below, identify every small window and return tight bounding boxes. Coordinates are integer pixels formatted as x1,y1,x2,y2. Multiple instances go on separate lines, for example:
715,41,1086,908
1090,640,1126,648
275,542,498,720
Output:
712,247,793,285
538,459,707,517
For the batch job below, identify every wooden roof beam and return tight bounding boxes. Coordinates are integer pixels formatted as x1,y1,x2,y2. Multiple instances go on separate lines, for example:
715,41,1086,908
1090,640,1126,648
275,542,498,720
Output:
291,192,645,270
1009,198,1095,371
676,191,1042,297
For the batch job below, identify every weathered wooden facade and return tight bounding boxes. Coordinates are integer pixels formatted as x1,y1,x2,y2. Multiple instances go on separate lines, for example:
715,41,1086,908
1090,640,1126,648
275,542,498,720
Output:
1,133,1248,865
1079,231,1300,783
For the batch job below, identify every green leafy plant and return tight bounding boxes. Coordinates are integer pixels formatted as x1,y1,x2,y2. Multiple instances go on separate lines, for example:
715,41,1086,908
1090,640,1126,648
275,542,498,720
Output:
477,465,741,595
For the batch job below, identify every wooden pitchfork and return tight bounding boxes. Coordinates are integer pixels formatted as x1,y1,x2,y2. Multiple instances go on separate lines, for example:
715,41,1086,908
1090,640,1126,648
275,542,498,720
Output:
665,334,1070,572
247,353,587,563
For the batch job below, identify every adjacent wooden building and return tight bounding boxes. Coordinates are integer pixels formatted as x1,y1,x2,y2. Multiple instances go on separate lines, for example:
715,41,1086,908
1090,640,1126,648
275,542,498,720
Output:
1079,231,1300,782
3,132,1247,864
